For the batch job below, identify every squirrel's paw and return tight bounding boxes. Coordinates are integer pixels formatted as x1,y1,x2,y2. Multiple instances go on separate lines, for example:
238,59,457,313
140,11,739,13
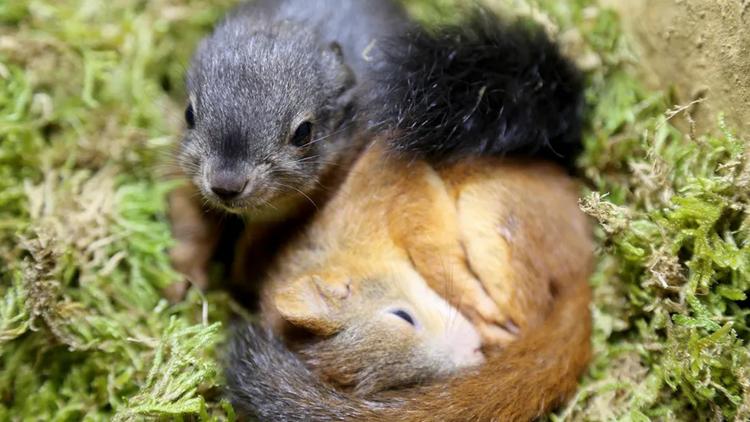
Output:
453,285,512,327
165,185,218,301
455,290,520,346
475,321,518,346
164,241,210,302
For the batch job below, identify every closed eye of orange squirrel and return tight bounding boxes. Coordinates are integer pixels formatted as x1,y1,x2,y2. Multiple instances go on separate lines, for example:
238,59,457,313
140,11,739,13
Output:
226,143,594,420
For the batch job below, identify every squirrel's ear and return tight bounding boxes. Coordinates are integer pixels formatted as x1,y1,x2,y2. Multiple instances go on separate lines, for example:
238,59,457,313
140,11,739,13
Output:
273,275,349,335
322,42,355,95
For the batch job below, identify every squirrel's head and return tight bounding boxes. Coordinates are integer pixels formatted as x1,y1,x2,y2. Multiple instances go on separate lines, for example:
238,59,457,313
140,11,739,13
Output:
180,21,355,216
272,266,485,395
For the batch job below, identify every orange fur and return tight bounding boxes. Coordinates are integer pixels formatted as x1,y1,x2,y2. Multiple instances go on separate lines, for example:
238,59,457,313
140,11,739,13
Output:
252,141,594,420
263,142,592,341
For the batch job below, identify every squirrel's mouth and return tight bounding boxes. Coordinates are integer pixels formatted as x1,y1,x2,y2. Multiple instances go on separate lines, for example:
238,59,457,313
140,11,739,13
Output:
213,202,250,214
205,188,311,220
207,194,271,215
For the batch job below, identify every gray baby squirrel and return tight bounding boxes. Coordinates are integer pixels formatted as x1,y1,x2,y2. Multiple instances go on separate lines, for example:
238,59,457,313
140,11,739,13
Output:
178,0,410,216
179,0,582,213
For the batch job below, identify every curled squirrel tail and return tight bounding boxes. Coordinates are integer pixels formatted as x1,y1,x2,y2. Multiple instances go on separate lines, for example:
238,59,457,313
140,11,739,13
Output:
369,10,584,168
224,324,387,421
226,275,591,421
392,277,592,421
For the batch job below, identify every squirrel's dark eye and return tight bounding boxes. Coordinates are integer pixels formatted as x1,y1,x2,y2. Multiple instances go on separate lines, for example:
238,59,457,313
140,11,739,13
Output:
390,309,416,326
291,121,313,147
185,104,195,129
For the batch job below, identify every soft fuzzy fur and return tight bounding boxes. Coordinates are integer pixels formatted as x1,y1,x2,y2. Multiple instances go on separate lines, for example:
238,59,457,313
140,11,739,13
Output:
368,11,584,168
225,324,387,422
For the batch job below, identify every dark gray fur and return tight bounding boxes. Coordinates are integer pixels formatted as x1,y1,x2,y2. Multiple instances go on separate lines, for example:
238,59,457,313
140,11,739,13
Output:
225,324,391,421
366,10,585,169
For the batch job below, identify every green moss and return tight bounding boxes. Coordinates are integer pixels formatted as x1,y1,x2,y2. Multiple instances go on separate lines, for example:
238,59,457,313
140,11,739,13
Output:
0,0,235,419
540,2,750,420
1,0,747,420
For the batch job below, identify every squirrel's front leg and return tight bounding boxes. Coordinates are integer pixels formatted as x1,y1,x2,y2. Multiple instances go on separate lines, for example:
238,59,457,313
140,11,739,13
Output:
389,172,517,345
403,238,518,346
165,183,223,301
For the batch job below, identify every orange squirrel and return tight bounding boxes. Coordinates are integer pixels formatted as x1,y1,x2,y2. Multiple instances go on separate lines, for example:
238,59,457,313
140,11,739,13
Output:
226,143,594,420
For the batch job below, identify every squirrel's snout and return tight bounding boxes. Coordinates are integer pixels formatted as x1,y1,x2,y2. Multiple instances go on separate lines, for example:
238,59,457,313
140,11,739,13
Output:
209,172,249,200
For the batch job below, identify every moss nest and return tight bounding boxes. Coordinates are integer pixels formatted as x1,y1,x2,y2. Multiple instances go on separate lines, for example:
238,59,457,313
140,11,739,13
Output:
1,0,747,420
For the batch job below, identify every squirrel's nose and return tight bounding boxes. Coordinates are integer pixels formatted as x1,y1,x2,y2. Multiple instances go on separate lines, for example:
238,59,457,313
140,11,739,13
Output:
209,172,248,200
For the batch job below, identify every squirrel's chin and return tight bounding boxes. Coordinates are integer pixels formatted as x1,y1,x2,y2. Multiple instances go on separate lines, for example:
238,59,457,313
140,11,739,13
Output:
213,194,306,222
204,195,264,215
214,203,248,215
